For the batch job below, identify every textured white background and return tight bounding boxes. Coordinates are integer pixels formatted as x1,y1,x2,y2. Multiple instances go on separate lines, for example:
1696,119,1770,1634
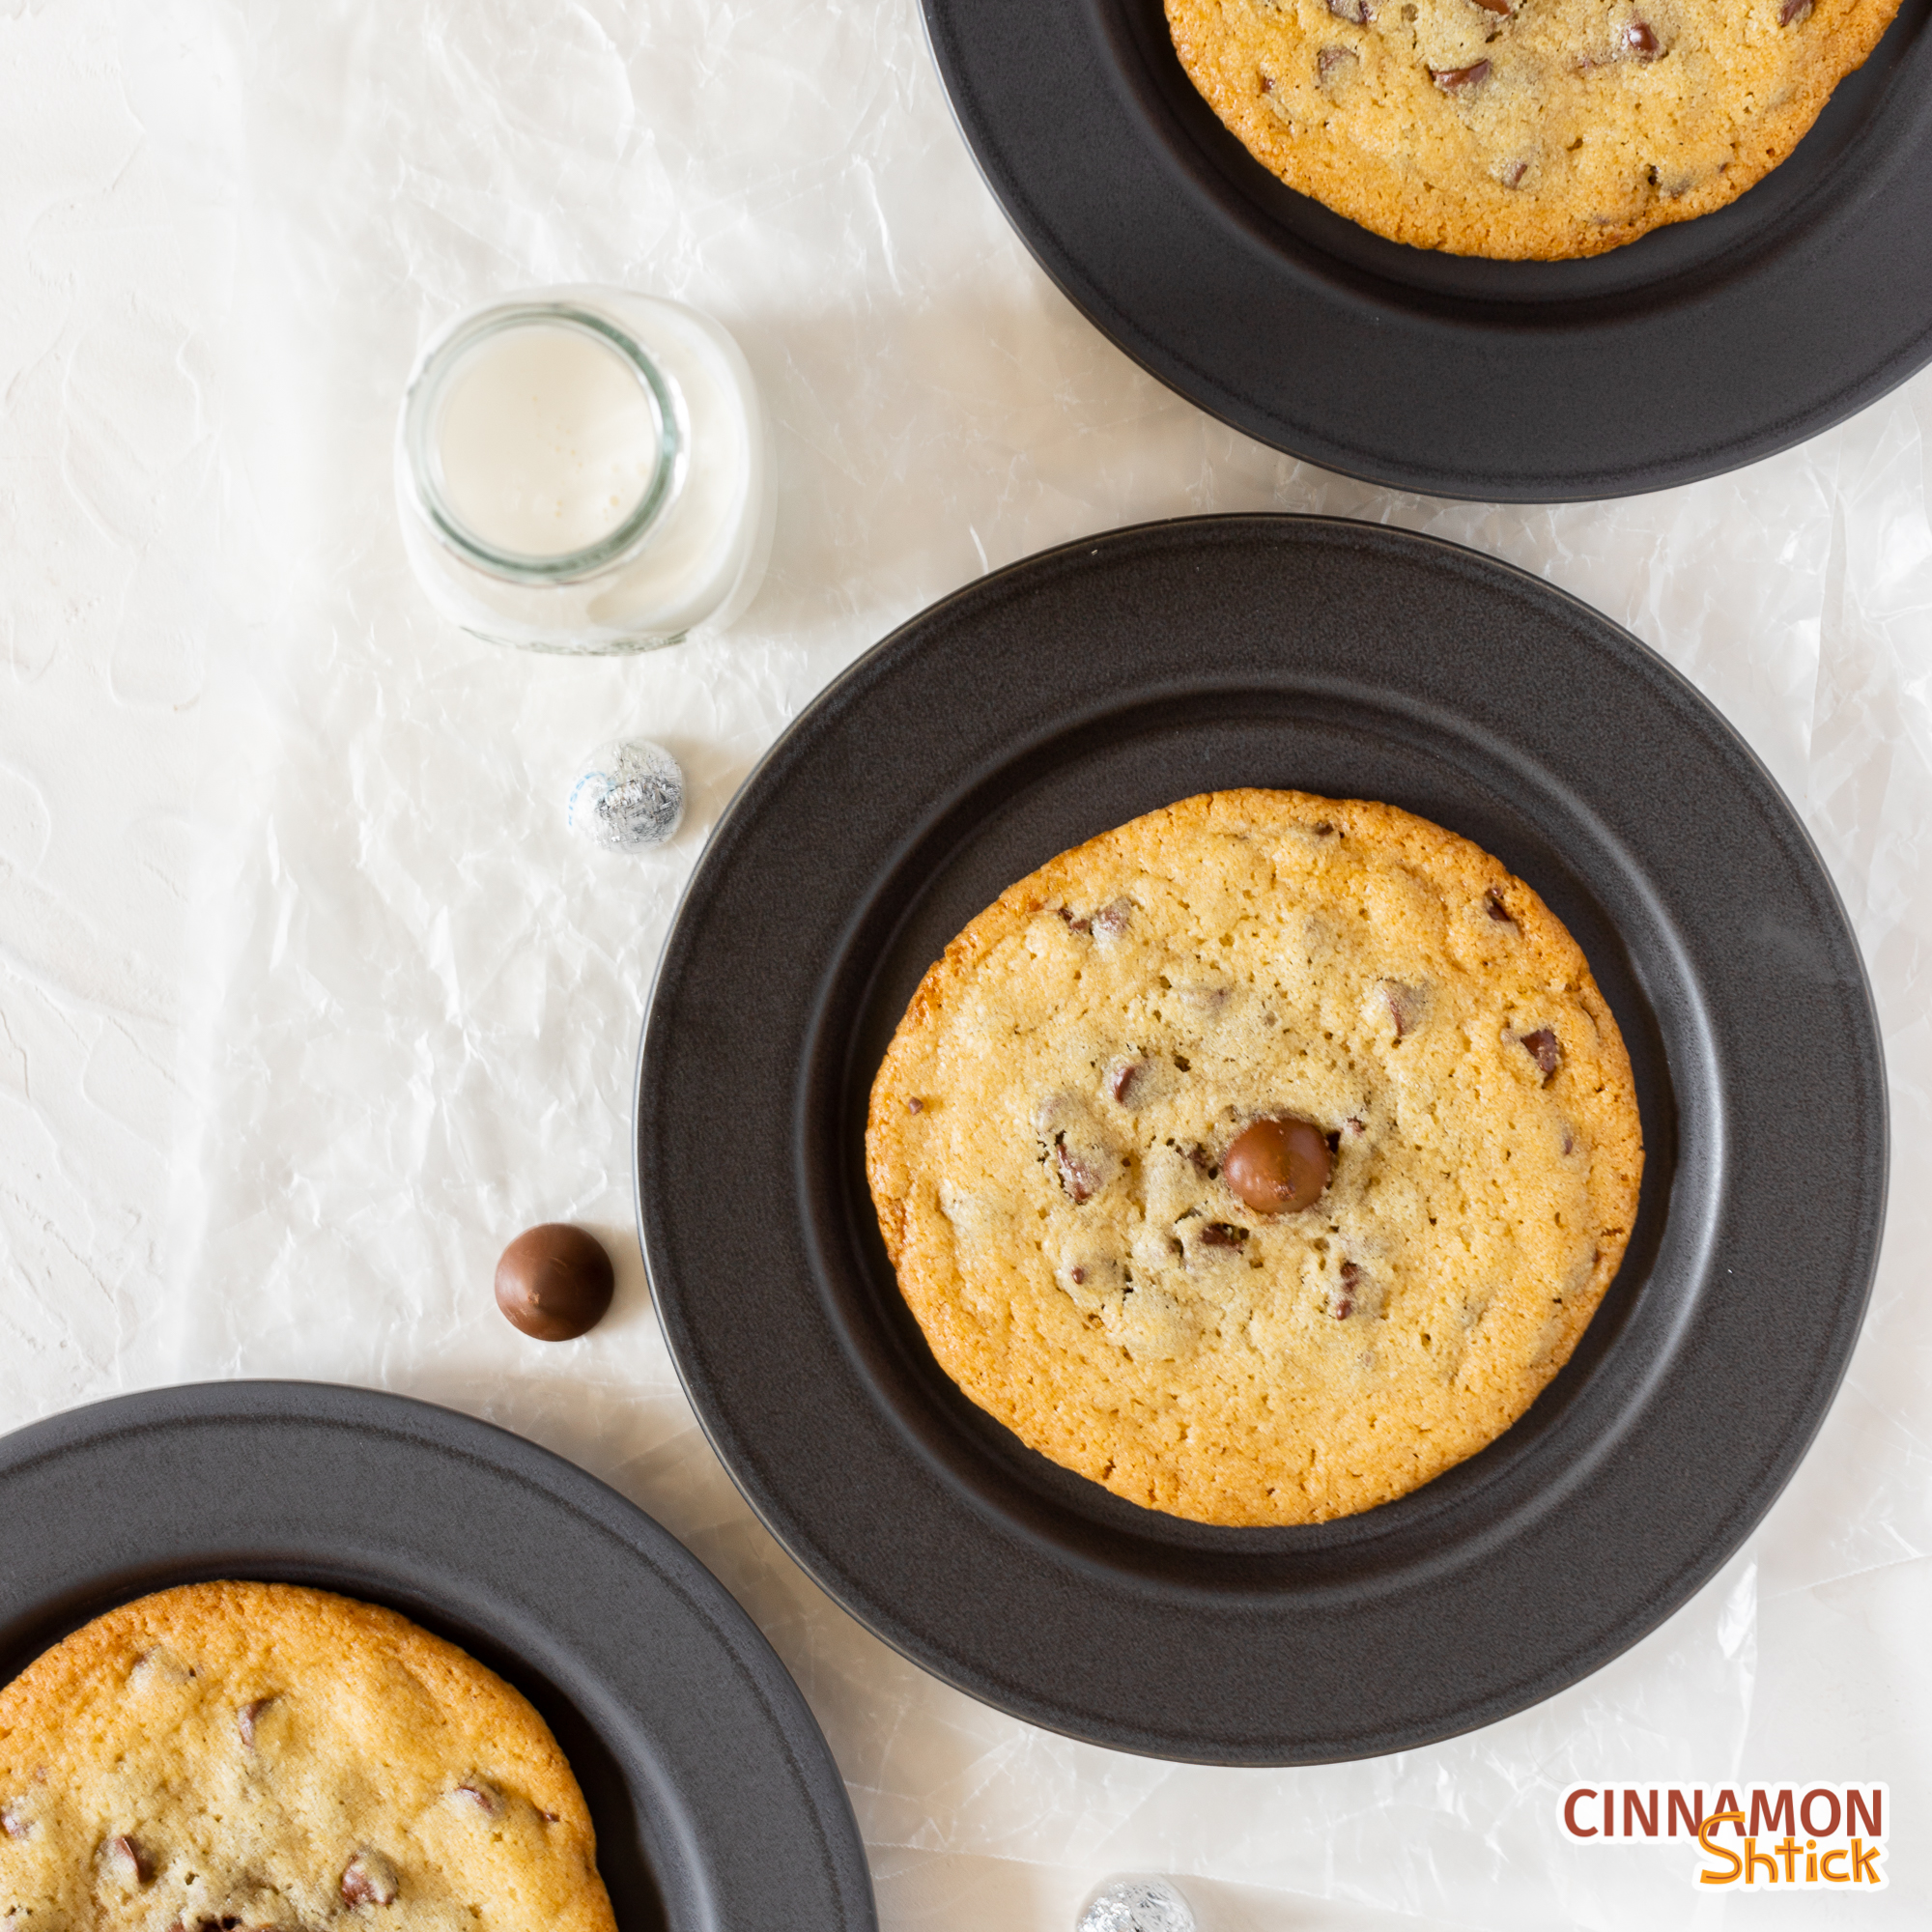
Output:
2,1,1928,1926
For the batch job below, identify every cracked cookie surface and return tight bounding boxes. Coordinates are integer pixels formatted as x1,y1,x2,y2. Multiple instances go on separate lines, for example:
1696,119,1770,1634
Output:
866,790,1643,1525
1165,0,1902,256
0,1582,617,1932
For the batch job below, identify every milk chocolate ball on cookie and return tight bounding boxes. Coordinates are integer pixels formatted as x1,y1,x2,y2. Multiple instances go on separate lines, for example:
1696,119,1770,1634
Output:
495,1224,613,1341
1223,1116,1331,1214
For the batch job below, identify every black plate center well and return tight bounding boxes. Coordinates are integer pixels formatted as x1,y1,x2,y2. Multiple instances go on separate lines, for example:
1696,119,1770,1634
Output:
798,682,1698,1594
1094,0,1932,323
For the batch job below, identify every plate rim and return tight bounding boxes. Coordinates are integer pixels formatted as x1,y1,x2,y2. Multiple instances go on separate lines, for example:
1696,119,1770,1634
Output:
0,1378,878,1932
636,512,1889,1764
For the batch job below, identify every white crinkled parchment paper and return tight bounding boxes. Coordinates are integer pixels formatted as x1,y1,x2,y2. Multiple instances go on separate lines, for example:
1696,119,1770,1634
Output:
104,0,1932,1923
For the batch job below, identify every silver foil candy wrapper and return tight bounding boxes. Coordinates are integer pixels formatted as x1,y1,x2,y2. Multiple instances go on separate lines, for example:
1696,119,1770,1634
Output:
566,738,686,852
1077,1876,1196,1932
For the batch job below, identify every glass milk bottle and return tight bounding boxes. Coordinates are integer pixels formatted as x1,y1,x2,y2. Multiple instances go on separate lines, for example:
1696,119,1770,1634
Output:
396,287,774,653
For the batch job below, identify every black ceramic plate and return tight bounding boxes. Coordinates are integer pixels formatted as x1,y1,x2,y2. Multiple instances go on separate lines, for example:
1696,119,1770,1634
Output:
919,0,1932,501
637,515,1886,1765
0,1382,875,1932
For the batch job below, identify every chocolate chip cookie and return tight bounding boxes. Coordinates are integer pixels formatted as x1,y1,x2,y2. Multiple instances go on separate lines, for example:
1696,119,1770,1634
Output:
1165,0,1902,256
0,1582,617,1931
866,790,1642,1525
